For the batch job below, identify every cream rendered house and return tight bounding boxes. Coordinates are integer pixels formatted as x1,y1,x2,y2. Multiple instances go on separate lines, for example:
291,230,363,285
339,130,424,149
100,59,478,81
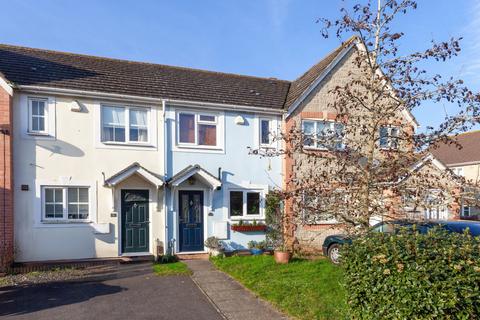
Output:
432,131,480,219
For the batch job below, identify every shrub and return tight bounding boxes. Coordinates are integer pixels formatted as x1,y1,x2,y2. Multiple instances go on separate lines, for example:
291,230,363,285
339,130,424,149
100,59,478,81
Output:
157,254,178,264
343,227,480,319
204,236,223,250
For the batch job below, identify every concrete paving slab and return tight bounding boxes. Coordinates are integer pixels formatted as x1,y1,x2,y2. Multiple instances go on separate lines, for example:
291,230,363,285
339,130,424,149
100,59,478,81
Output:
184,260,289,320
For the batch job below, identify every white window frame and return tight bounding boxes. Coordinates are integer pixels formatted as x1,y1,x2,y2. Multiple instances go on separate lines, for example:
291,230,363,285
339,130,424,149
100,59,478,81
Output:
176,110,223,150
259,117,279,148
302,119,345,150
100,104,152,146
41,186,92,223
228,189,264,220
379,126,400,150
28,97,49,135
462,205,471,217
452,167,464,177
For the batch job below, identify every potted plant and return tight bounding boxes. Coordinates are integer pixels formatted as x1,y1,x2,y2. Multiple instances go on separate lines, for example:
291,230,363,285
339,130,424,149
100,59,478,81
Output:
231,220,268,232
247,240,263,255
204,236,224,257
265,192,291,264
274,244,291,264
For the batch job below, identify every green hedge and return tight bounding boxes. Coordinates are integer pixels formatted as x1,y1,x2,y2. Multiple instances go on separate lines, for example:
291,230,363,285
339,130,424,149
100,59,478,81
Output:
343,228,480,319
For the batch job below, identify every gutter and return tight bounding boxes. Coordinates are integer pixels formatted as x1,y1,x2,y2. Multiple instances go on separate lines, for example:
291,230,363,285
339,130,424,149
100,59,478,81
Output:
16,85,285,115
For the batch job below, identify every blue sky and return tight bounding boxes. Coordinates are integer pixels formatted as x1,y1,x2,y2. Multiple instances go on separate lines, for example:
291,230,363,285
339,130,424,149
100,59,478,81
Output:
0,0,478,129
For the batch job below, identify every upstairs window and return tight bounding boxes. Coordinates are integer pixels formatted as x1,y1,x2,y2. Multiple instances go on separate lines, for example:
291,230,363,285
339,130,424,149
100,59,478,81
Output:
452,167,464,177
302,120,344,150
28,98,47,134
178,112,217,147
101,105,150,144
379,126,399,149
43,186,90,222
229,190,262,218
260,119,272,146
102,106,125,142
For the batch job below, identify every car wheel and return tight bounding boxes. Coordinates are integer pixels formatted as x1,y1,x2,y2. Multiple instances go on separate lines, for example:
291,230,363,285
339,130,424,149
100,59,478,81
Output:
328,244,341,264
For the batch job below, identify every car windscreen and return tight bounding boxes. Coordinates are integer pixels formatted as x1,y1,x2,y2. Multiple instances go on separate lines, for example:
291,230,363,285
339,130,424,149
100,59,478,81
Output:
444,223,480,236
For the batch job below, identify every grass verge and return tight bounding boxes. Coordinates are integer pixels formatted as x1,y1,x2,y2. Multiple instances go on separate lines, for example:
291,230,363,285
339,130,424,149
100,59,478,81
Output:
152,262,192,276
211,255,346,320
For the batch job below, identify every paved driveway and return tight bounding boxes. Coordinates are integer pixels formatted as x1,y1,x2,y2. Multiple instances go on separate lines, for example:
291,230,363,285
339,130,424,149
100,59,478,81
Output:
0,263,223,320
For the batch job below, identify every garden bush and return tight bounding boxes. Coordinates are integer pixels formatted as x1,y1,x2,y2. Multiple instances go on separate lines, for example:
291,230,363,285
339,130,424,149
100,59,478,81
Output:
343,227,480,319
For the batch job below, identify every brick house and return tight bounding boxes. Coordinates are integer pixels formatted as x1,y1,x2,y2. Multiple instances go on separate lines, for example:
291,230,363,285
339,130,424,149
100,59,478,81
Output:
281,39,462,252
0,75,13,273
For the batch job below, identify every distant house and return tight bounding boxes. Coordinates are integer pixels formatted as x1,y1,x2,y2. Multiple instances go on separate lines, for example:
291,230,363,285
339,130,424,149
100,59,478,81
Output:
431,131,480,219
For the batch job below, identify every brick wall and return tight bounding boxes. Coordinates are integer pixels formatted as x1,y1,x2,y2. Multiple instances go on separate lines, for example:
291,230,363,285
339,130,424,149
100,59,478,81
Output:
0,85,13,273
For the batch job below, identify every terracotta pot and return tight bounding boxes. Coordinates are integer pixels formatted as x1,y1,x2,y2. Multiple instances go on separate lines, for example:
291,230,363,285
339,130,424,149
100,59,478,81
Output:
274,250,291,264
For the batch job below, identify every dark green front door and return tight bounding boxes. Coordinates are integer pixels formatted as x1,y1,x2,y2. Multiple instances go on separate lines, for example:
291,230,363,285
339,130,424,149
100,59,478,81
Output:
121,189,149,253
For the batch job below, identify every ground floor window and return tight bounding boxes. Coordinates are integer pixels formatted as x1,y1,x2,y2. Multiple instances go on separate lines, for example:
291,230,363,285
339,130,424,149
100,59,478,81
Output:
229,190,262,218
42,186,90,222
462,205,471,217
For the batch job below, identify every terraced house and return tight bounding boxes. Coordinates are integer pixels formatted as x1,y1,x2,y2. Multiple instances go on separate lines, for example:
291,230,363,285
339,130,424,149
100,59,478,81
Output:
0,39,463,271
0,43,288,271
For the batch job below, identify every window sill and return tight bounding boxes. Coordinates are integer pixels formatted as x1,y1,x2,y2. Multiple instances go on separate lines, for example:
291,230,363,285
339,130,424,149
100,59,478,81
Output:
102,141,155,148
25,132,55,140
27,131,50,136
35,221,93,228
230,216,265,221
174,144,224,153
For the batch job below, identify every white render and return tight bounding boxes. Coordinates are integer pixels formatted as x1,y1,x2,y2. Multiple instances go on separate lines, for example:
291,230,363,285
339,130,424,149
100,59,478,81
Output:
13,93,165,262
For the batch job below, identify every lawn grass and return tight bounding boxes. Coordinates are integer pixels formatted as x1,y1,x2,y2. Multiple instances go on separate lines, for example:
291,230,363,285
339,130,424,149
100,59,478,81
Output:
212,255,346,320
152,262,192,276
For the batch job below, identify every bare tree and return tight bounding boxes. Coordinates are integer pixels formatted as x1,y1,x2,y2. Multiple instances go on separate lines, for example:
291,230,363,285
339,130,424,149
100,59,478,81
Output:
254,0,480,249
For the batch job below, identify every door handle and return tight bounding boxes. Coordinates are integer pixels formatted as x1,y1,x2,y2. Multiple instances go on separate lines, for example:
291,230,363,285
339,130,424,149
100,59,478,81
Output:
186,223,197,228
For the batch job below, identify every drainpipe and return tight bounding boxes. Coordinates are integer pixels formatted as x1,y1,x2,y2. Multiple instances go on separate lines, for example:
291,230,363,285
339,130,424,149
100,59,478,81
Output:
162,99,168,255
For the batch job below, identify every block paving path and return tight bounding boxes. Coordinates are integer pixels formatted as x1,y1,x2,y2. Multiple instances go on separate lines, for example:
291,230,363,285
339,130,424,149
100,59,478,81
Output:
185,259,289,320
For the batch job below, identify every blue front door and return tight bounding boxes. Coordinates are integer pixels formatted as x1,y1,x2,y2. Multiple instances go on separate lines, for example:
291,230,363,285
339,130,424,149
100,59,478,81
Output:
179,190,204,252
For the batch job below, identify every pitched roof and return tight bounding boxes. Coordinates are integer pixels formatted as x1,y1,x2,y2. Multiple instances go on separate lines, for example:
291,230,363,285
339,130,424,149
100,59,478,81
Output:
0,44,290,110
167,165,221,188
430,131,480,166
284,36,356,108
104,162,163,188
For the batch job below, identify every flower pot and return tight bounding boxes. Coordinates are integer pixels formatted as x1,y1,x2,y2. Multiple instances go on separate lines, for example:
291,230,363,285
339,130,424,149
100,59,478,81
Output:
249,248,263,256
274,250,291,264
